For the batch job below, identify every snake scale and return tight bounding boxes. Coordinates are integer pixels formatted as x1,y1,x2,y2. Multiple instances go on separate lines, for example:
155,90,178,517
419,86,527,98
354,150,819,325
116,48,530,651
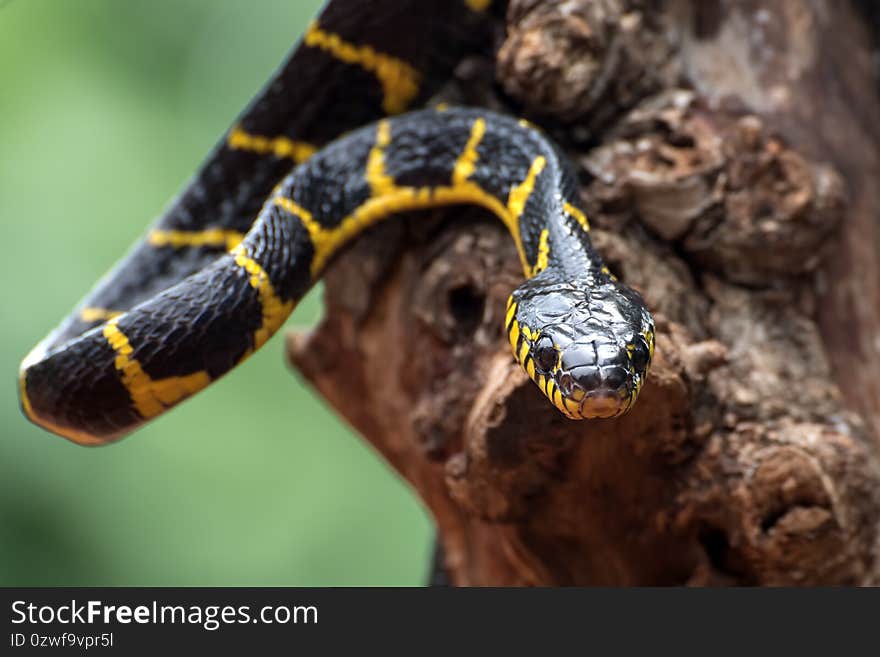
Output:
18,0,654,445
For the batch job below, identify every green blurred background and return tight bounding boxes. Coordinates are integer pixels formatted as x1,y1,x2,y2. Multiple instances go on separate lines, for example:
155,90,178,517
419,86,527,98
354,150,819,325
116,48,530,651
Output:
0,0,431,585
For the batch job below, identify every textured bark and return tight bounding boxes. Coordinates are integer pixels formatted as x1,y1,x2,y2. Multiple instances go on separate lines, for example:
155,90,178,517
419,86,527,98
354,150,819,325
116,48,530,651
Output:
287,0,880,585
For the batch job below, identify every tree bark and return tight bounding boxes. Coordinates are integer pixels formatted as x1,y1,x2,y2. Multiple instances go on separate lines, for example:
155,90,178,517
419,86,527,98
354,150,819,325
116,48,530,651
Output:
287,0,880,585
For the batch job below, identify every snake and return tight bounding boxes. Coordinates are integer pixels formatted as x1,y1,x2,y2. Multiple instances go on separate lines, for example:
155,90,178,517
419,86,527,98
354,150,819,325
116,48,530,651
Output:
18,0,654,445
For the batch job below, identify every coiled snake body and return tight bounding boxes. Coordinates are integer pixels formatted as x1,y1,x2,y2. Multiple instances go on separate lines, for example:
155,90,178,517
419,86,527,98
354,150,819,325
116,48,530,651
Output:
19,0,653,444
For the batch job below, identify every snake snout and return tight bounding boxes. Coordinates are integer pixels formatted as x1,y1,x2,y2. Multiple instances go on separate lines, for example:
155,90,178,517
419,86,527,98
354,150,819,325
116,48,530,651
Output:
557,341,634,419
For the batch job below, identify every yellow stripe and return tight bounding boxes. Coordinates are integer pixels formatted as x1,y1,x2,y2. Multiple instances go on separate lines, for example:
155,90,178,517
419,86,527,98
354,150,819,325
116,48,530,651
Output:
531,228,550,276
274,195,314,221
230,244,296,349
273,195,321,246
227,125,316,163
103,319,210,419
148,228,245,251
366,120,395,196
79,307,124,323
521,324,538,342
506,156,547,271
508,319,520,348
564,201,590,232
304,22,420,114
452,118,486,185
552,385,564,411
276,182,519,277
273,143,548,279
505,300,517,327
518,339,530,363
508,156,546,219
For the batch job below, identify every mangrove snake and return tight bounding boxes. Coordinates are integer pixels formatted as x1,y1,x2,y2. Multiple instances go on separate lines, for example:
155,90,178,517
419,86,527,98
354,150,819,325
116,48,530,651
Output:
18,0,654,445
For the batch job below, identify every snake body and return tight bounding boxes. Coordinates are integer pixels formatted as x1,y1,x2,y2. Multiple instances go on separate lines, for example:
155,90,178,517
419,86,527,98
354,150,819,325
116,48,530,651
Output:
18,0,653,445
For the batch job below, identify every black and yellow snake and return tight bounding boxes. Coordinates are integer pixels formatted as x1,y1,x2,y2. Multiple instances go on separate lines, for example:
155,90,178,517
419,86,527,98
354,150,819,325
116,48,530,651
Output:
18,0,654,445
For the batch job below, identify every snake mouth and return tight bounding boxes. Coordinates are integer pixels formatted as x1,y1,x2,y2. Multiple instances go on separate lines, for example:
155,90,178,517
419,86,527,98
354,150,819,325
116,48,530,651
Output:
556,370,633,419
577,390,630,419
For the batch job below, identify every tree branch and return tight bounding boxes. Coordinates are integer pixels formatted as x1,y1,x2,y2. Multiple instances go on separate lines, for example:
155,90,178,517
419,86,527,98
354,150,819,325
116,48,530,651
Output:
286,0,880,585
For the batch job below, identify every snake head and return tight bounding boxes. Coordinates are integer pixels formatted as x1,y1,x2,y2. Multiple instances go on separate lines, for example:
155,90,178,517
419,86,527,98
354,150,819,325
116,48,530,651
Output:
507,276,654,419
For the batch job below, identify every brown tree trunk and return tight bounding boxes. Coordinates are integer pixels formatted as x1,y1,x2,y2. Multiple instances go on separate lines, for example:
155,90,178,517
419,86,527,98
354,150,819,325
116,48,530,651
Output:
287,0,880,585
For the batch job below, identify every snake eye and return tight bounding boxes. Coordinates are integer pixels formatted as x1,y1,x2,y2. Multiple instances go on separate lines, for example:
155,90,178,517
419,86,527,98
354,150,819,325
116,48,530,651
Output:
631,337,651,371
533,335,558,372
